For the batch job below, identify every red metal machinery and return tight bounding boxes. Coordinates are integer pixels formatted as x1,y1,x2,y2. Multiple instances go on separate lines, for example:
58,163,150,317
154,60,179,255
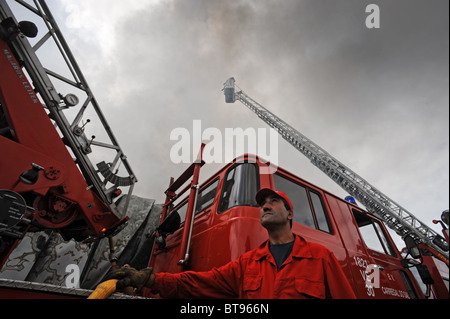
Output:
0,0,137,269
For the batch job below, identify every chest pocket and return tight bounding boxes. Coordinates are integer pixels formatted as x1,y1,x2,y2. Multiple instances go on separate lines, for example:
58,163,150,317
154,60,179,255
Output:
243,276,262,298
295,278,326,299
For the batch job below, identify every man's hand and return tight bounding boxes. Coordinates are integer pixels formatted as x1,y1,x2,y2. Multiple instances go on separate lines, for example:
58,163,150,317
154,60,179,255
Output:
105,265,155,292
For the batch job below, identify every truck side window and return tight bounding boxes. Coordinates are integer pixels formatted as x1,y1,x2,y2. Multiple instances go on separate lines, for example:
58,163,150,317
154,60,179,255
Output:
172,178,220,224
175,202,188,225
195,178,219,213
273,173,331,233
310,191,330,233
353,210,396,257
218,163,259,213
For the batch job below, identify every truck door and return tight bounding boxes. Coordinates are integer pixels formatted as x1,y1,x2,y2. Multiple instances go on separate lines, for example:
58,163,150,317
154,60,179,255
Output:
352,209,420,299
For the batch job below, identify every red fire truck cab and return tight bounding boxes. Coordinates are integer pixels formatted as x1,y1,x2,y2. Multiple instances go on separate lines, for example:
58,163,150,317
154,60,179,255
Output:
147,153,448,299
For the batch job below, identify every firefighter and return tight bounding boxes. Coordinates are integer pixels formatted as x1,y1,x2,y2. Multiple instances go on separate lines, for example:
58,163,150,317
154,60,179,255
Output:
106,188,356,299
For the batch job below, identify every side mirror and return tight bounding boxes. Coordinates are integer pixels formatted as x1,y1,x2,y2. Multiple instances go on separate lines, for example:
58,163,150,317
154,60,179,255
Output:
404,235,422,259
154,212,181,250
441,209,449,227
416,264,435,299
416,264,434,285
159,211,181,234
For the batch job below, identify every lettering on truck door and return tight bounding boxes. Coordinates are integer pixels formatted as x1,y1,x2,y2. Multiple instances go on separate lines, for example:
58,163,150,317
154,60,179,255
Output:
352,209,419,299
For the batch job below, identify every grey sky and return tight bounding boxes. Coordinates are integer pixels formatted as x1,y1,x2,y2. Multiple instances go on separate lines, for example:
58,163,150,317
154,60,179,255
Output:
8,0,449,241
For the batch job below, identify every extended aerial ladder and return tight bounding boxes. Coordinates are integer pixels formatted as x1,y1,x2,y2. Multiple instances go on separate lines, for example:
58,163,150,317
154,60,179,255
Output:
223,77,449,262
0,0,137,265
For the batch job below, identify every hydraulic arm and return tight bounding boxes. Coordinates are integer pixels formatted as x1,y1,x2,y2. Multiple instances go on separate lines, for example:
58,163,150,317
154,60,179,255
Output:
1,0,136,267
223,77,449,262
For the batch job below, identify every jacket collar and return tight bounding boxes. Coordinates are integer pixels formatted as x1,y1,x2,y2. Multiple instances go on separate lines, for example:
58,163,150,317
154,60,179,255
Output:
253,234,313,261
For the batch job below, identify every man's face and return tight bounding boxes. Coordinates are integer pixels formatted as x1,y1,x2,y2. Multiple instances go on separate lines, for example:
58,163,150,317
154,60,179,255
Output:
260,195,293,230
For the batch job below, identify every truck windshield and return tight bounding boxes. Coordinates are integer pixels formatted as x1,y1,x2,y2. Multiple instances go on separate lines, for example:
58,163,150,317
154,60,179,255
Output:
218,163,259,213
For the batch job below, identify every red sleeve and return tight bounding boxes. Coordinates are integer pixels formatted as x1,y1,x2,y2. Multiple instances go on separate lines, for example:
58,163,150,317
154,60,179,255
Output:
151,258,242,298
324,252,357,299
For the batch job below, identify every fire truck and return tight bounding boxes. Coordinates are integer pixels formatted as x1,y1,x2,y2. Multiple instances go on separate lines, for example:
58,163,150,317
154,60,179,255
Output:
145,81,449,298
147,150,448,299
0,0,448,299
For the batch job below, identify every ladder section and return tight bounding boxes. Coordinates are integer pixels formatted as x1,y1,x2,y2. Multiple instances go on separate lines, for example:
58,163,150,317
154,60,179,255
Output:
224,78,448,258
0,0,137,215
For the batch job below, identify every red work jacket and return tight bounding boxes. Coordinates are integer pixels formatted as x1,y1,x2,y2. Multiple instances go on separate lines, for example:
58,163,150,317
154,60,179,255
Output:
151,235,356,299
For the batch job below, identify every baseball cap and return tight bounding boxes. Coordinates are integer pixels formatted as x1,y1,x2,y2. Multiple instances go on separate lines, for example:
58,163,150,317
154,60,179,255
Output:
255,188,293,211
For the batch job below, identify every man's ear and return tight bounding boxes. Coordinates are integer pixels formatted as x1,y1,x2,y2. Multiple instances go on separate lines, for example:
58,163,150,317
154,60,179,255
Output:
287,209,293,221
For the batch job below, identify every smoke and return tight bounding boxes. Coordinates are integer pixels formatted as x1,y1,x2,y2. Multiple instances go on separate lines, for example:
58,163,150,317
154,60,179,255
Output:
47,0,449,231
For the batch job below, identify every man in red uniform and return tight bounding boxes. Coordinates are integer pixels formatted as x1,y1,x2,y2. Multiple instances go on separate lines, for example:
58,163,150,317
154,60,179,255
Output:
108,189,356,299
